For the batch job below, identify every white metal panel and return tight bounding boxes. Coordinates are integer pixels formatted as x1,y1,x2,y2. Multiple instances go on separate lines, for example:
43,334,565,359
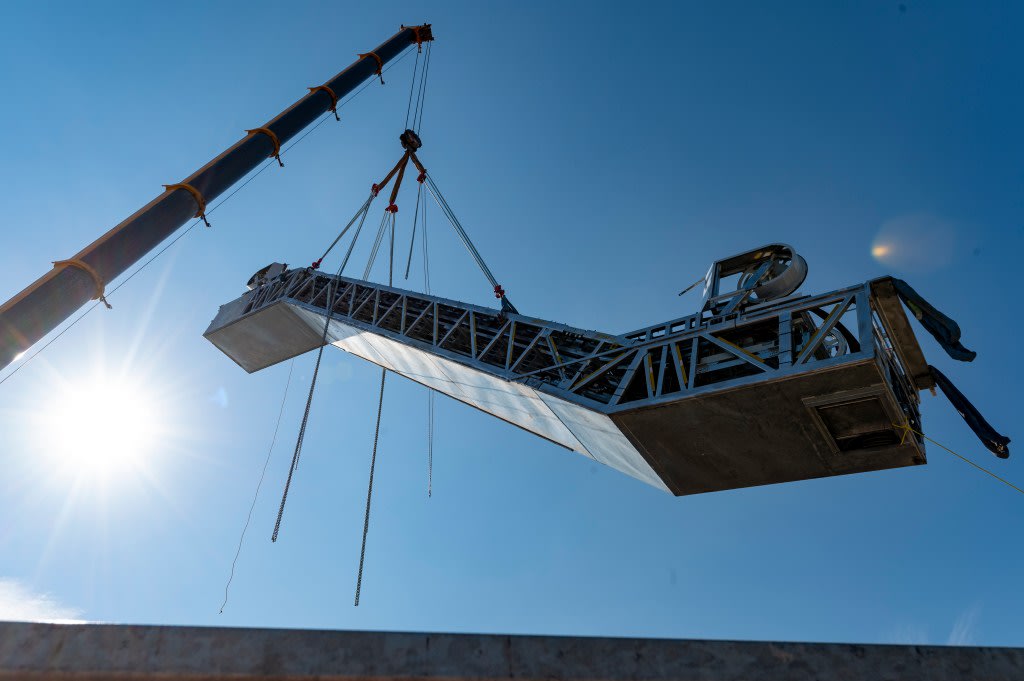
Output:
288,308,592,457
537,394,670,492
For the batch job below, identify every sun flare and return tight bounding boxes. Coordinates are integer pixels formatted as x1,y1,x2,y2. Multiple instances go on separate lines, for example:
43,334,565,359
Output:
40,376,163,480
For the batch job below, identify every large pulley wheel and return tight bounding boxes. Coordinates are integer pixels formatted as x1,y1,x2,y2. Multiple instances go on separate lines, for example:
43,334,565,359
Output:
740,247,808,302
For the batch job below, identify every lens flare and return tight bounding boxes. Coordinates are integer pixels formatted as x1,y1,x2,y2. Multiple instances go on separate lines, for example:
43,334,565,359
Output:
871,214,956,273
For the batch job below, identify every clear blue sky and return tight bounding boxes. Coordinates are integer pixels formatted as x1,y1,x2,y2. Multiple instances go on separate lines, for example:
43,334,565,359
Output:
1,0,1021,645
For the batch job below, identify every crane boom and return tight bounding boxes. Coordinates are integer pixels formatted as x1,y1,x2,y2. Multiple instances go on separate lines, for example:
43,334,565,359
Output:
0,24,432,371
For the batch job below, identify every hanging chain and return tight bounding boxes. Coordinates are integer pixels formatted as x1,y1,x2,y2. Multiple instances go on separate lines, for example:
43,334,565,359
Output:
354,366,387,606
427,389,434,497
272,279,334,542
271,195,375,542
420,185,435,496
354,212,396,606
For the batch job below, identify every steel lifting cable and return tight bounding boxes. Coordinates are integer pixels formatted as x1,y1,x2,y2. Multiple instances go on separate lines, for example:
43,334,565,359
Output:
403,39,430,135
403,182,424,280
422,175,498,288
338,198,376,275
274,44,427,545
313,193,375,270
422,173,517,313
413,42,432,133
421,188,431,296
275,48,431,587
403,47,421,130
363,212,393,280
272,137,411,541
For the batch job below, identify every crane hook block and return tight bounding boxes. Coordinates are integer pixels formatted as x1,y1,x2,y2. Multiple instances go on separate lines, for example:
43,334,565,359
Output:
400,129,423,151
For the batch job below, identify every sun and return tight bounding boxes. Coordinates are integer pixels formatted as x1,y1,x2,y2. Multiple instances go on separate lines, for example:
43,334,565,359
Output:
39,374,164,480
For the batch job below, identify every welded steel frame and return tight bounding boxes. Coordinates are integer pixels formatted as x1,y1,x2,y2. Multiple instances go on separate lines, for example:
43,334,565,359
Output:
239,269,922,429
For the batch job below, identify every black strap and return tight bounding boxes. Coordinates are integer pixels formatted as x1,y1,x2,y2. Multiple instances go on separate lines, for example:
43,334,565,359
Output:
892,279,976,362
930,365,1010,458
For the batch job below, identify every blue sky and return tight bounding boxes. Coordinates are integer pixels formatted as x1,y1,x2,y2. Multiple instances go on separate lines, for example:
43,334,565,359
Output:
0,0,1021,646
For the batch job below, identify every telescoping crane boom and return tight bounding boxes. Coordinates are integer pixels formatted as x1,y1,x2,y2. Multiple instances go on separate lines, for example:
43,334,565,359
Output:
0,24,433,372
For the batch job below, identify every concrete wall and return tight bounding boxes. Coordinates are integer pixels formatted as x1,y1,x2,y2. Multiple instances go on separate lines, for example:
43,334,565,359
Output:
1,622,1022,680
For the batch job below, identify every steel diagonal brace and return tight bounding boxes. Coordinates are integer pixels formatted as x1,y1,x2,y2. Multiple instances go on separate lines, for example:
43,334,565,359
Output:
609,351,648,405
701,333,770,371
796,295,854,364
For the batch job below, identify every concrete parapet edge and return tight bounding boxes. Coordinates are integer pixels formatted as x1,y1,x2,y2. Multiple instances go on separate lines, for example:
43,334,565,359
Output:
1,622,1022,680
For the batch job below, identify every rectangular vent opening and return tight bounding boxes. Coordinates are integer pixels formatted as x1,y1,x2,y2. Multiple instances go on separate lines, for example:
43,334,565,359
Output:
814,396,898,453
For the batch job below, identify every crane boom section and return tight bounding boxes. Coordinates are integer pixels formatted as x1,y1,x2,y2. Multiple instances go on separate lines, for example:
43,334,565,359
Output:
0,25,432,370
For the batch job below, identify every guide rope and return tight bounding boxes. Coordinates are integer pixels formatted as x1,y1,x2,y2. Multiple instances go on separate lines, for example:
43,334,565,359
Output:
893,421,1024,497
221,359,294,613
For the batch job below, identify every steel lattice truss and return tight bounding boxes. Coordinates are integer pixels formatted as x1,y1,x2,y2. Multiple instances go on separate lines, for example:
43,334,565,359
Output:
240,268,921,425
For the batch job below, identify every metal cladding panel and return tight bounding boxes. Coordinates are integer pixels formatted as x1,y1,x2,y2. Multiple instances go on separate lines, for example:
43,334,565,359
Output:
283,306,670,490
612,360,925,496
203,300,325,373
537,393,670,491
290,307,583,448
